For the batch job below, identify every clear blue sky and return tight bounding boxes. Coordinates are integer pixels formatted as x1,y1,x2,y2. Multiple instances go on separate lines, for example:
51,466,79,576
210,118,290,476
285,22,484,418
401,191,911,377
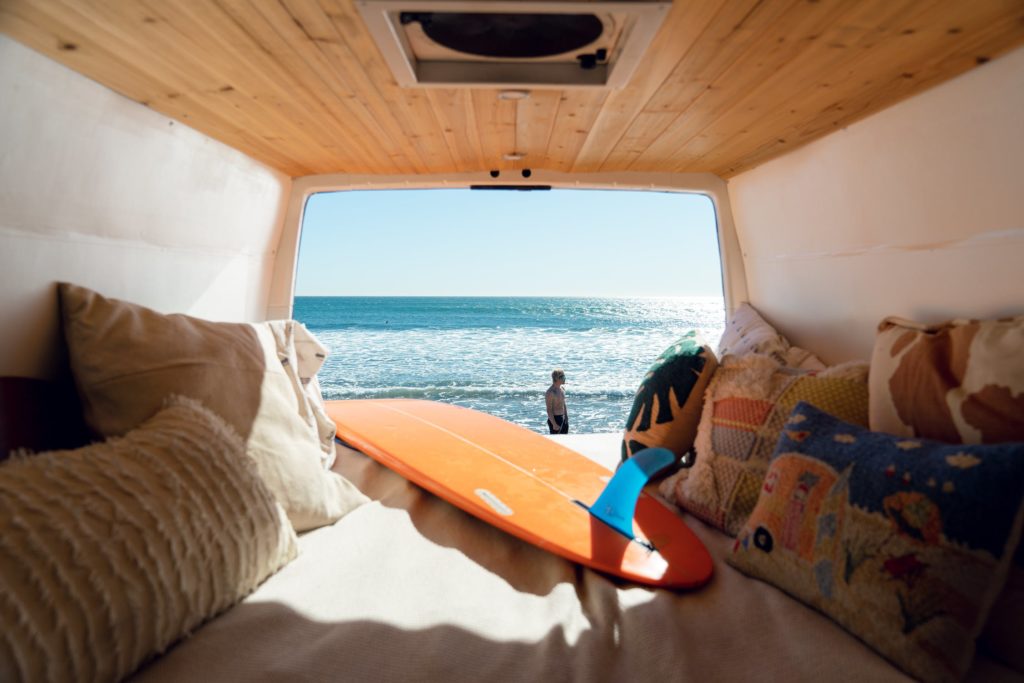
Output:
294,189,723,297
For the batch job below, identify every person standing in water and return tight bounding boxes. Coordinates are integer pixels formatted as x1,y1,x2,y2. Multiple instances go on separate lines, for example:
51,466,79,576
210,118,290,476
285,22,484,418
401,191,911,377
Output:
546,369,569,434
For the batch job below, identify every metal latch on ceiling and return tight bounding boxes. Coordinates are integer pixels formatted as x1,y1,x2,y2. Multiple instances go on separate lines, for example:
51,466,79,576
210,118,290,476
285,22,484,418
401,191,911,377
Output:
357,1,670,89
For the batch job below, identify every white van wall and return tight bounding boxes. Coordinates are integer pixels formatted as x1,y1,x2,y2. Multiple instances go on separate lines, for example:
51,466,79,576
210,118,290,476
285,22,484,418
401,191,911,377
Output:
728,46,1024,365
0,36,291,379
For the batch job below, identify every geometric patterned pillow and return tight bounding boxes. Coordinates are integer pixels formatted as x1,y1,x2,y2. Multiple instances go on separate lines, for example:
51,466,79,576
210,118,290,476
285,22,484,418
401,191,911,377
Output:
675,354,868,536
621,331,718,463
869,315,1024,444
729,402,1024,683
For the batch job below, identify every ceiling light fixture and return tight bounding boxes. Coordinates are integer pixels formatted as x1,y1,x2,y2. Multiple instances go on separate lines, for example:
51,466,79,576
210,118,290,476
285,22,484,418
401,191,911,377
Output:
503,152,526,161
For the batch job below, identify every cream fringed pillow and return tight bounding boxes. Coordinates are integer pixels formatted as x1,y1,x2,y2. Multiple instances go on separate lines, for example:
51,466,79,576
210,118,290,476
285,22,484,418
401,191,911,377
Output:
59,282,367,531
0,397,297,683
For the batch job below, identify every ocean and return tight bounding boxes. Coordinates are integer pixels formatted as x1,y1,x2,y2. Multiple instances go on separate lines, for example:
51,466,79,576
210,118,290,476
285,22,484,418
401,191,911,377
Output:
294,297,725,435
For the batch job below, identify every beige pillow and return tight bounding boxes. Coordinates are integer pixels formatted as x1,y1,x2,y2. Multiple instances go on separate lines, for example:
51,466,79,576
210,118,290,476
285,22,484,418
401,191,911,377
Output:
869,315,1024,444
0,396,297,683
59,282,367,531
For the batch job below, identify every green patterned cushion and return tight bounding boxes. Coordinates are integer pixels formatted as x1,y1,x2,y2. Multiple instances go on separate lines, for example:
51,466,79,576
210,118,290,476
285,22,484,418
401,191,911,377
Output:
675,354,868,535
621,331,717,463
730,402,1024,682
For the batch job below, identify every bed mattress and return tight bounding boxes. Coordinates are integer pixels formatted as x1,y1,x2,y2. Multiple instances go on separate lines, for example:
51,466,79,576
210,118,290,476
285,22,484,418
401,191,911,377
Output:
132,435,1019,682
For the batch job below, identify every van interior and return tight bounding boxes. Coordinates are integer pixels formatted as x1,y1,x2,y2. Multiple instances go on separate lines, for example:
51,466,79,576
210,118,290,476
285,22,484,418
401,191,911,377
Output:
1,2,1023,681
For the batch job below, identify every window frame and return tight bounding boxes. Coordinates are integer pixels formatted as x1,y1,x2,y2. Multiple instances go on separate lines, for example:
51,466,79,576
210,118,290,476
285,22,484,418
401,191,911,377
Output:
266,170,747,320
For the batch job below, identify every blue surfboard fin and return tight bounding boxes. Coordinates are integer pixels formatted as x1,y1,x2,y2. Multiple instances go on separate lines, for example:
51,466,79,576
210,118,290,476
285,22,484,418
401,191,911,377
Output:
583,448,676,549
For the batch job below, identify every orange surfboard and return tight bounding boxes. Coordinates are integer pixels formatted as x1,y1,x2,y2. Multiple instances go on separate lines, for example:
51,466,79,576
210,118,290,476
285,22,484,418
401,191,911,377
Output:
325,399,712,589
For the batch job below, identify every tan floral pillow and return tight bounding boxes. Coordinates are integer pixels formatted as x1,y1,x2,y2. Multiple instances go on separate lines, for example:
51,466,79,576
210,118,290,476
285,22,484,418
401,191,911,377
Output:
869,315,1024,444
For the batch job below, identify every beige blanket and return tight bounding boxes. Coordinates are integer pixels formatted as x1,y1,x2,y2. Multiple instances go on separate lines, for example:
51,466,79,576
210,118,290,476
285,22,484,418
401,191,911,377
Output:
133,435,1019,682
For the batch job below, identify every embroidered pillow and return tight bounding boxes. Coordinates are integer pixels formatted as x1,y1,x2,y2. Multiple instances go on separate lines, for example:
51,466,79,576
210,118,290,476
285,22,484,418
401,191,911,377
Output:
621,331,718,463
729,402,1024,683
718,302,824,370
869,315,1024,444
0,397,298,683
673,354,868,535
59,282,367,531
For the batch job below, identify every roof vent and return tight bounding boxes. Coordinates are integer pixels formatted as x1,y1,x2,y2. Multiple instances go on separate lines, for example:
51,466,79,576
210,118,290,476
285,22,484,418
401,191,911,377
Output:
357,1,670,89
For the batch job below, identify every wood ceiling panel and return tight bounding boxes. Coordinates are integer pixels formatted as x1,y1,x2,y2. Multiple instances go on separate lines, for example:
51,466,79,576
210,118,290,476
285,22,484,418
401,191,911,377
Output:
516,90,561,170
2,0,1022,179
552,89,610,173
692,0,1024,176
317,0,457,171
471,89,516,172
570,0,721,171
426,88,485,170
214,0,393,172
621,0,870,172
633,0,927,173
156,0,393,174
2,0,313,174
277,0,425,172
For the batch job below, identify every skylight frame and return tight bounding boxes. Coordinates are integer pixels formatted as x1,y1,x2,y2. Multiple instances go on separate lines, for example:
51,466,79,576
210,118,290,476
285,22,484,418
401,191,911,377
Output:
356,0,671,89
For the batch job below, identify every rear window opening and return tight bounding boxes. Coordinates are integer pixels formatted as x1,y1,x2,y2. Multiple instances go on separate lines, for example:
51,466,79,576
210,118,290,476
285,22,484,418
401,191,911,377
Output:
293,188,724,434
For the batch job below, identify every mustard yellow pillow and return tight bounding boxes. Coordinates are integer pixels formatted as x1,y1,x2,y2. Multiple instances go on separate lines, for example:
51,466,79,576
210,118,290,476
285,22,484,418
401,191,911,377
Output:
674,354,869,536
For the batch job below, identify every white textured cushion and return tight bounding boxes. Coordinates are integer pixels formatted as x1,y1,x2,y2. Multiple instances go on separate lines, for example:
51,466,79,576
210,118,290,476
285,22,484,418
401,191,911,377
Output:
59,282,367,531
0,396,298,683
718,302,825,370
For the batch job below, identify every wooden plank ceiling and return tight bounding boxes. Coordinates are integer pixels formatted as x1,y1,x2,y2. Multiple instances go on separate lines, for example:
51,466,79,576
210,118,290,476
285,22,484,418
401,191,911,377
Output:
2,0,1023,178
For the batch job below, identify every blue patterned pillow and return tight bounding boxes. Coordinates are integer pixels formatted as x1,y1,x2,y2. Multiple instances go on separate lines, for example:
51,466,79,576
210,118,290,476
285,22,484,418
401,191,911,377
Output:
729,402,1024,683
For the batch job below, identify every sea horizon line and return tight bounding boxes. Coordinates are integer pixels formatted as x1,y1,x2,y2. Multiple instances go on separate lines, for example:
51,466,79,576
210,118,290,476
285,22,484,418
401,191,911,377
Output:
294,294,726,300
